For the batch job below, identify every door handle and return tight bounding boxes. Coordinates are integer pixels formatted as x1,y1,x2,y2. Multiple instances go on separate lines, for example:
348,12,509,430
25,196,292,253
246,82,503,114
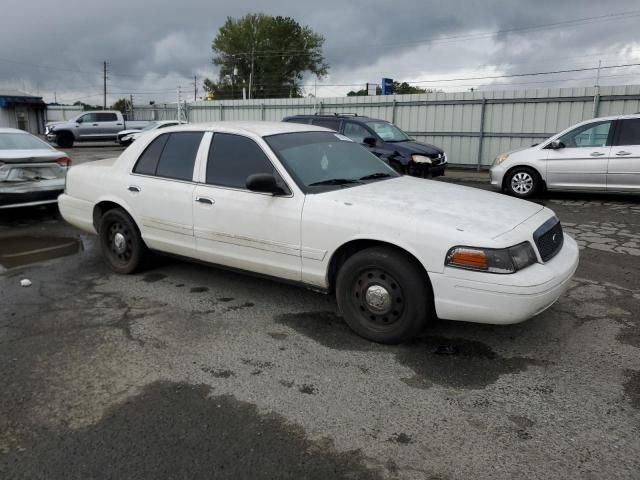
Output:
92,123,99,126
196,196,214,205
615,151,631,156
589,152,605,157
116,123,122,126
128,185,140,193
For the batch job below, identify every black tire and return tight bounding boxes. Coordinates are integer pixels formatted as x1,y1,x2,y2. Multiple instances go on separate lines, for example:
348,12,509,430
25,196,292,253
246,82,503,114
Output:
99,208,147,274
56,132,74,148
336,247,431,344
505,167,540,199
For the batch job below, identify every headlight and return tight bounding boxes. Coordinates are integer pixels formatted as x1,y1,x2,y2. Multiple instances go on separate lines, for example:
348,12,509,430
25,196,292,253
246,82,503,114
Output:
445,242,537,274
494,152,509,165
412,154,432,164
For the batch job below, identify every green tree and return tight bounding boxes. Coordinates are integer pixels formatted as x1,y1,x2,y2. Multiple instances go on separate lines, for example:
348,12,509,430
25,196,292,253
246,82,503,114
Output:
204,14,328,100
111,98,130,113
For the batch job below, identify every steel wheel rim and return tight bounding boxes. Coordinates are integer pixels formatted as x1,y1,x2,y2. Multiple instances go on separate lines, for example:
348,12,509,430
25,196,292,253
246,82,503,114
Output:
351,268,404,330
107,222,133,264
511,172,533,194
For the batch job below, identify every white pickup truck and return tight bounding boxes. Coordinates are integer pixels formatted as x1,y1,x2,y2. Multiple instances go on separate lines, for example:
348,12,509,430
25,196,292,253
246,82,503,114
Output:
45,111,149,148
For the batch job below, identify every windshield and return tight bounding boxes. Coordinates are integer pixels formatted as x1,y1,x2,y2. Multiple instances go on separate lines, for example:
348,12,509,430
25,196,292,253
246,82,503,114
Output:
141,122,159,131
0,132,53,150
265,131,399,193
365,121,410,142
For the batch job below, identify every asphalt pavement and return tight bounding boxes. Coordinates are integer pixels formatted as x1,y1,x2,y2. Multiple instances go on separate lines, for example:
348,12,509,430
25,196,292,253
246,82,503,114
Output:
1,145,639,479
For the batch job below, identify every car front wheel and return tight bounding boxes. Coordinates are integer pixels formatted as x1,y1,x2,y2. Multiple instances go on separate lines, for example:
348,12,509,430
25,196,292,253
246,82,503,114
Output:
505,167,540,198
99,208,147,274
336,246,431,344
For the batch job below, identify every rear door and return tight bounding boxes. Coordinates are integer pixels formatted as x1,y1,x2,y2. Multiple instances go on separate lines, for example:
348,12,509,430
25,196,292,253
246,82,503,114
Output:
193,132,304,281
607,118,640,192
95,112,122,137
126,131,205,256
545,120,613,191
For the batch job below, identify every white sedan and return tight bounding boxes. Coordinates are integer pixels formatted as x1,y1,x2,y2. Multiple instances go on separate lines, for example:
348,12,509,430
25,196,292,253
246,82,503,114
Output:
59,122,579,343
116,120,186,146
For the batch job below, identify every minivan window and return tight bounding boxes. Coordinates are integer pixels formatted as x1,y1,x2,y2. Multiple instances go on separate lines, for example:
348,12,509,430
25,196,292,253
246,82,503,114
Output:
311,118,341,131
343,122,371,143
207,133,279,189
557,121,612,148
616,118,640,146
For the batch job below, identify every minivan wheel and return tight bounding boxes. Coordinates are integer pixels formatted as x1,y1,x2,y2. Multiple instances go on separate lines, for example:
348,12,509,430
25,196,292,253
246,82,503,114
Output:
336,247,430,344
99,209,147,274
505,167,540,198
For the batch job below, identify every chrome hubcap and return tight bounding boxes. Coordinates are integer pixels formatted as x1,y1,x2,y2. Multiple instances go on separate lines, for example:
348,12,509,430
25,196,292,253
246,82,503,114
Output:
364,284,392,314
113,232,127,254
511,172,533,194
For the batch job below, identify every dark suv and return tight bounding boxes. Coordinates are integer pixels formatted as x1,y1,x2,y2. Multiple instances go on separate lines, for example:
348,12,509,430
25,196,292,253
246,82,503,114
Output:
282,114,447,177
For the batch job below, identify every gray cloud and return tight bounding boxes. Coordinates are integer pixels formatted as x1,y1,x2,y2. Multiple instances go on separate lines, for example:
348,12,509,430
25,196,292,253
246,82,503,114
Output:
1,0,639,103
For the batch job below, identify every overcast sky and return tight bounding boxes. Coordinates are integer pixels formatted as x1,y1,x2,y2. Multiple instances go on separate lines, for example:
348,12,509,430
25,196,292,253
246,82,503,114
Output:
1,0,639,105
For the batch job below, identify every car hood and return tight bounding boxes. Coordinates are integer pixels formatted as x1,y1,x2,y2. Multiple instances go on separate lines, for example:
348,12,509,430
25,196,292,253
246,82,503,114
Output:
391,141,443,156
0,149,64,163
320,176,544,239
118,129,141,136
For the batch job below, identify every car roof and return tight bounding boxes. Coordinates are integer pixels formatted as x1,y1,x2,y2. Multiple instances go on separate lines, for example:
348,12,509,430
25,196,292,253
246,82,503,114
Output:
174,121,332,136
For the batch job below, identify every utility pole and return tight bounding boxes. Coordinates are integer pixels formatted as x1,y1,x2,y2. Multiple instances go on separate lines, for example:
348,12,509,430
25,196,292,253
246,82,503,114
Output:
103,61,108,110
592,59,602,118
177,86,182,122
193,74,197,101
129,94,134,120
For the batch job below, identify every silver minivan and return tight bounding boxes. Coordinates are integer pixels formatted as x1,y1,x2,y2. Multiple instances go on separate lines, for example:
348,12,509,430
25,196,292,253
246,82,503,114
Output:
490,114,640,198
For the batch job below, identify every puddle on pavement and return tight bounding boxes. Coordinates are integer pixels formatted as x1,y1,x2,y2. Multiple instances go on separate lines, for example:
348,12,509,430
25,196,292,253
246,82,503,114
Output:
0,235,82,269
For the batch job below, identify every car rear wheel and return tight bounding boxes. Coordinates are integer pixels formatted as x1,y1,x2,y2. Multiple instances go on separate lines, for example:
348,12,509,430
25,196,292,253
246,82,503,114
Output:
99,208,147,274
336,246,431,344
505,167,540,198
56,132,74,148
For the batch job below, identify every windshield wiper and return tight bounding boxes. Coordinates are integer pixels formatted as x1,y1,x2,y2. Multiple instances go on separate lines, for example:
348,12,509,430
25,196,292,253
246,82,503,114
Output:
359,172,393,180
308,178,363,186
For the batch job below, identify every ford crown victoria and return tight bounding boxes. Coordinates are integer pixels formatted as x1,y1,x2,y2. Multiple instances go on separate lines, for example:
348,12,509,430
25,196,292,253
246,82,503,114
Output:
58,122,579,343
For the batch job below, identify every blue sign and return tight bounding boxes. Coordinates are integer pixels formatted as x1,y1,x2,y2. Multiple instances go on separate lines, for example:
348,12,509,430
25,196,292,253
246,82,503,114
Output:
381,78,393,95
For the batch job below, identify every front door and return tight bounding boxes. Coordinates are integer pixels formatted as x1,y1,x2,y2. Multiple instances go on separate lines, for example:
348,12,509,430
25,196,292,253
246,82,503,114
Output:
126,131,205,256
545,120,613,191
607,118,640,192
193,132,303,281
76,112,101,139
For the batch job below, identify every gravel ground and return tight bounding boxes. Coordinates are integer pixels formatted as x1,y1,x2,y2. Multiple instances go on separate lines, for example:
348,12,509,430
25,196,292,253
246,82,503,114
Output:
1,145,638,479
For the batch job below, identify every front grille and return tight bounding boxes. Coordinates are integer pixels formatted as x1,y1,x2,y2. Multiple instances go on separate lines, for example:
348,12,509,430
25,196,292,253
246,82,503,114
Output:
534,218,564,262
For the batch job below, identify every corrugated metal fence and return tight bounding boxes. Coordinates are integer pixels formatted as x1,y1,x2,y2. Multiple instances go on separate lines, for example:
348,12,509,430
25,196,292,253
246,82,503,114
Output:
132,84,640,167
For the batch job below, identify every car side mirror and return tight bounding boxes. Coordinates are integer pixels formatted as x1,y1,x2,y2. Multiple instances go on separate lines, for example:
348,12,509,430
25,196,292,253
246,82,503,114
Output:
76,118,83,123
549,140,564,149
246,173,286,195
363,137,377,147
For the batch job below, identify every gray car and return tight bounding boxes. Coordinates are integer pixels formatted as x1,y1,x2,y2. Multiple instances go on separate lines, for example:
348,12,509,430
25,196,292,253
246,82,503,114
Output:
0,128,71,209
490,114,640,197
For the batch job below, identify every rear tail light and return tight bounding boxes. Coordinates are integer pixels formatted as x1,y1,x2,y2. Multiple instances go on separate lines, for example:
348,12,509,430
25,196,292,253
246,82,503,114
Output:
56,156,72,167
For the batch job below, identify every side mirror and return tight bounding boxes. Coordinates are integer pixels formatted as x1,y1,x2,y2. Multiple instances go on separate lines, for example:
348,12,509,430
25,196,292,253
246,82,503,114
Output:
246,173,285,195
76,117,83,123
549,140,565,150
363,137,377,147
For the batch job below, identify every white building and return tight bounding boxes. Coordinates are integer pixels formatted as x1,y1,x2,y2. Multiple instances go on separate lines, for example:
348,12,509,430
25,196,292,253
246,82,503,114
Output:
0,89,46,134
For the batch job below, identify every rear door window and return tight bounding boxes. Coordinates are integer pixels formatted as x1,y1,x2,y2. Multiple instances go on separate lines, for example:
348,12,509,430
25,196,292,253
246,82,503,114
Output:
96,112,118,122
133,132,203,181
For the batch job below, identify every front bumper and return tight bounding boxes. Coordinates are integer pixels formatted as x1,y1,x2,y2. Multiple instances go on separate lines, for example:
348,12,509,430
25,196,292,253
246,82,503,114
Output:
489,165,505,191
431,235,579,324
